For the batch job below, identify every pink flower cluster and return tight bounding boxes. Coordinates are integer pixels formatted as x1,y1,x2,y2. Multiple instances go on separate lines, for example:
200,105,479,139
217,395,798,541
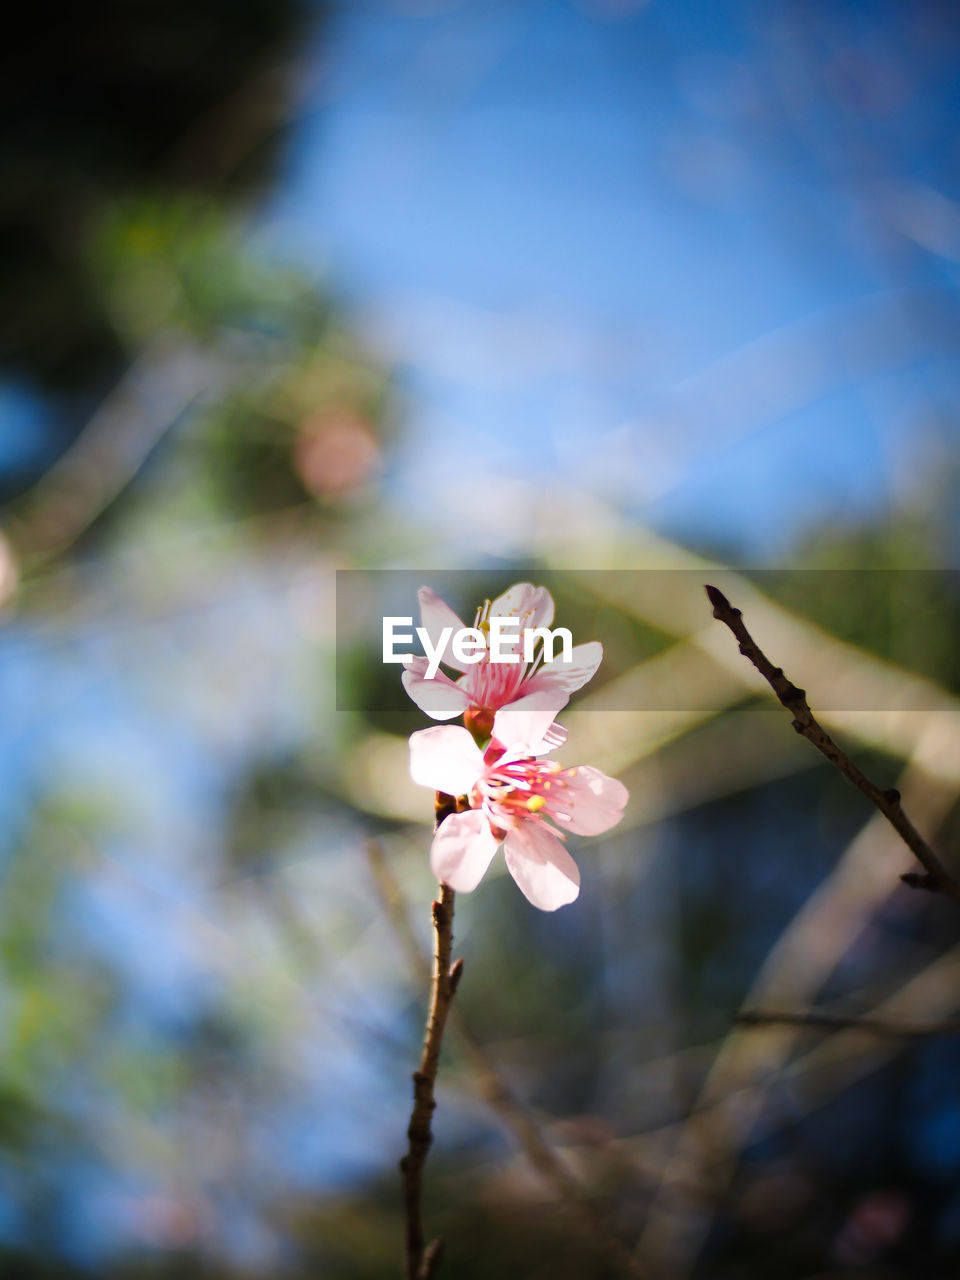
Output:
403,582,628,911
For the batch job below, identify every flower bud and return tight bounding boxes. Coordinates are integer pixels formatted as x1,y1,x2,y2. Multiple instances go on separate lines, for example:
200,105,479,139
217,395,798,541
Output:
463,705,495,742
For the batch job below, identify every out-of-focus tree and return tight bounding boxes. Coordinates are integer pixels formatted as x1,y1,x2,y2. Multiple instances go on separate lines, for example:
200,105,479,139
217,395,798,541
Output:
0,0,312,393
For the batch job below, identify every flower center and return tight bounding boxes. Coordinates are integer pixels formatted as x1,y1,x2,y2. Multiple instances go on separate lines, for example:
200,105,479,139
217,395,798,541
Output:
475,756,572,829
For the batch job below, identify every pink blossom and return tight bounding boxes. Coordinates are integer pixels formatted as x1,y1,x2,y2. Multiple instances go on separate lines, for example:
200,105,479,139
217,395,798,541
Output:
408,707,628,911
401,582,603,735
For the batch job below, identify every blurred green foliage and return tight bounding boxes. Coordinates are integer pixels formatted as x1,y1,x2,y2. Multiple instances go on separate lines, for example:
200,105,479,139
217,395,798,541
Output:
0,0,311,389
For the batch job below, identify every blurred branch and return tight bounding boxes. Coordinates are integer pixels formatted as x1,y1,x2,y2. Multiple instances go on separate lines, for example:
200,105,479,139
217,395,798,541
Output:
367,837,645,1279
399,793,462,1280
8,338,219,569
632,935,960,1277
735,1008,960,1037
541,502,960,786
571,946,960,1195
705,583,960,902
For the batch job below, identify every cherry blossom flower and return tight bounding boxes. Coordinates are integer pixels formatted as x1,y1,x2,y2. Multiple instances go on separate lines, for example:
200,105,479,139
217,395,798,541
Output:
408,705,628,911
401,582,603,735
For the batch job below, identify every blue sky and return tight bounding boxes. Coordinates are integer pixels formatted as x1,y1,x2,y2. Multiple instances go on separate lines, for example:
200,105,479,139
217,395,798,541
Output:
261,0,960,558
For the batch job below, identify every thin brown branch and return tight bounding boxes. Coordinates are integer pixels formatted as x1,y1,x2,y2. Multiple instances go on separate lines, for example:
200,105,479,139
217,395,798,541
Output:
735,1008,960,1038
399,793,461,1280
368,837,646,1279
417,1239,445,1280
704,584,960,903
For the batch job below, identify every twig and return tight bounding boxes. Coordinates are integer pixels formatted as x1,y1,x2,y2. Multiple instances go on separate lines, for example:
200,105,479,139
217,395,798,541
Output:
735,1008,960,1038
400,793,462,1280
417,1239,444,1279
368,838,646,1279
704,584,960,903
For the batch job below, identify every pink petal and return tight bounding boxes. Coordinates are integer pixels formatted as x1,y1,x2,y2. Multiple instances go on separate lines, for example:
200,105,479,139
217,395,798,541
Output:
493,688,569,754
489,582,555,632
488,582,555,657
402,656,472,719
526,641,603,696
431,810,500,891
503,821,580,910
553,766,628,836
409,726,484,797
418,586,469,673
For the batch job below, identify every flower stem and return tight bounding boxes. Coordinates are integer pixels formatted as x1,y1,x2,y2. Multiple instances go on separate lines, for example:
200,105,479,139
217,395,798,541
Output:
400,793,462,1279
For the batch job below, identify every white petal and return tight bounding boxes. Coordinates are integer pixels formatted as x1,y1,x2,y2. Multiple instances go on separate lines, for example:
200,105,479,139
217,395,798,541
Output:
402,656,471,719
493,688,569,754
418,586,469,673
489,582,555,636
431,810,500,892
409,726,483,797
555,766,628,836
503,822,580,910
528,641,603,695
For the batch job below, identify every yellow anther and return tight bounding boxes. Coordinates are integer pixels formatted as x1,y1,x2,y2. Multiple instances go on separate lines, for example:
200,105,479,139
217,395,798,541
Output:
526,795,546,812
